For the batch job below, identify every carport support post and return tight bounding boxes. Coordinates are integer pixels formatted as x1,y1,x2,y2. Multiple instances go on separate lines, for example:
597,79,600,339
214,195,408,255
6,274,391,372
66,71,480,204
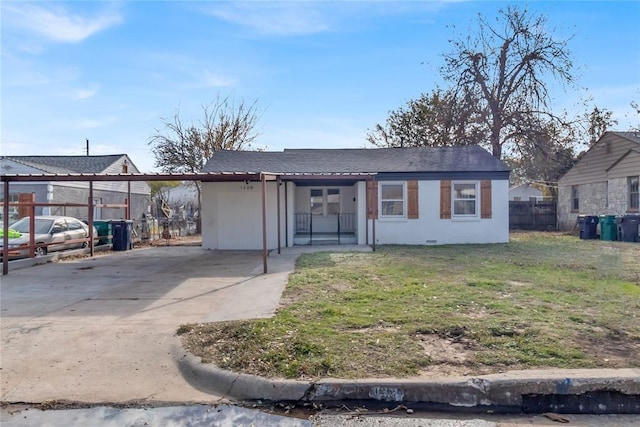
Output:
127,181,131,219
261,173,268,274
88,181,94,257
2,180,9,275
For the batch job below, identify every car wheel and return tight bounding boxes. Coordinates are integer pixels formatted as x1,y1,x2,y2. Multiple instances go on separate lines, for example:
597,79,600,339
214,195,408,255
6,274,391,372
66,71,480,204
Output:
82,241,88,248
34,246,47,257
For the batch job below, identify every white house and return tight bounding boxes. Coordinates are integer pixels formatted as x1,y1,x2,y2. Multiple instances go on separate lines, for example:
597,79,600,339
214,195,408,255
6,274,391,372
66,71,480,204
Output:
199,146,511,250
509,183,543,201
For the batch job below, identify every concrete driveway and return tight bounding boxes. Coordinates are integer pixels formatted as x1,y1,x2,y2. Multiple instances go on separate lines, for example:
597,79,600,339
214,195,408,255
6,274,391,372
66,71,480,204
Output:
1,245,296,404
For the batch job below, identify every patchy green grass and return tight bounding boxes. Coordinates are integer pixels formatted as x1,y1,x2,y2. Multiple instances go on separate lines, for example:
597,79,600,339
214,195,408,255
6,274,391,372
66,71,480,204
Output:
180,232,640,380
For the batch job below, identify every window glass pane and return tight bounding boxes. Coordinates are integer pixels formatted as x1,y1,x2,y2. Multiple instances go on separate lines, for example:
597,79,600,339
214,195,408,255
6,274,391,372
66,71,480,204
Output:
454,200,476,215
327,189,340,215
381,201,403,216
381,184,403,200
310,189,323,215
454,183,476,199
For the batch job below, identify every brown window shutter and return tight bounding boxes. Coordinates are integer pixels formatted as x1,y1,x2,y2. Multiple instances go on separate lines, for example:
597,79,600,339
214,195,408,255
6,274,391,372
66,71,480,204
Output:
407,181,419,219
367,180,378,219
440,180,451,219
481,180,492,219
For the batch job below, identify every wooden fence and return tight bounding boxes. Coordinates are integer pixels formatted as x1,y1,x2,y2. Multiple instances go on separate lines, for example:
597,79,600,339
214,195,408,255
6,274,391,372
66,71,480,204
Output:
509,200,557,230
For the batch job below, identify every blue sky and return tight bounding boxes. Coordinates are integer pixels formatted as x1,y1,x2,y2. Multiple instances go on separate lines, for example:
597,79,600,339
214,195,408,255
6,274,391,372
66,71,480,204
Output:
2,1,639,172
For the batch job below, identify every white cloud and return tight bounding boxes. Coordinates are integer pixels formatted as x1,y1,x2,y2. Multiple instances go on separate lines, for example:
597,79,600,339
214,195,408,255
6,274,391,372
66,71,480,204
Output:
201,69,237,88
2,3,123,44
201,2,331,36
71,116,118,130
73,85,100,100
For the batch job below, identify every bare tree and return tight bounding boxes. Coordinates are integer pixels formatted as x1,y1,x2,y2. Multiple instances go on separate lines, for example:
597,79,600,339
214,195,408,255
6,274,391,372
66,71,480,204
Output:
367,88,488,148
149,94,260,231
630,98,640,132
584,106,618,146
441,5,576,159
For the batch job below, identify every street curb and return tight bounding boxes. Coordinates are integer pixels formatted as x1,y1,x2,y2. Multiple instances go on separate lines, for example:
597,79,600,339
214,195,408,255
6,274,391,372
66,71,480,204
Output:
175,347,640,413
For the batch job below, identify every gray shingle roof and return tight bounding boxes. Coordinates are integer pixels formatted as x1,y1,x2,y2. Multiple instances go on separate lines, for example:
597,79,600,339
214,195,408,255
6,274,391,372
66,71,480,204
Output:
611,131,640,145
2,155,127,174
202,146,510,174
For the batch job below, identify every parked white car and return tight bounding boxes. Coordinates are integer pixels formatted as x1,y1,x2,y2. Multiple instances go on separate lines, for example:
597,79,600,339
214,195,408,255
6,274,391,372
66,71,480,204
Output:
1,216,95,259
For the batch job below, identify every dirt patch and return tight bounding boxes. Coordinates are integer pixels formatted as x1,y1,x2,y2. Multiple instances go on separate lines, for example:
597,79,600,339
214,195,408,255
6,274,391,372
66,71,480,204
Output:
138,235,202,247
414,333,490,377
577,332,640,366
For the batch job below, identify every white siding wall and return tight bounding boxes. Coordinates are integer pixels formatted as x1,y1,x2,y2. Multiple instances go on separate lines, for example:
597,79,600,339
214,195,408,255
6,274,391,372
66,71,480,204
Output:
201,181,284,250
202,179,509,249
368,180,509,245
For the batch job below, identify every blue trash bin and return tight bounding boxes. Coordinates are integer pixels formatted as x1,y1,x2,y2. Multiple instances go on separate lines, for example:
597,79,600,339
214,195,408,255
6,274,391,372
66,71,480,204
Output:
111,220,133,251
578,215,598,239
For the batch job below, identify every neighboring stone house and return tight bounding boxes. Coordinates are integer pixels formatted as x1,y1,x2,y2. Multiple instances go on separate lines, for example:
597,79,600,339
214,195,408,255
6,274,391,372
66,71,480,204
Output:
557,132,640,230
200,146,511,250
0,155,150,222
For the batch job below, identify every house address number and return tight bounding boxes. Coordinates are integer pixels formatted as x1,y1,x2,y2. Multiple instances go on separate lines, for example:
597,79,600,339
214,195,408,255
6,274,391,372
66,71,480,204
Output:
241,185,254,190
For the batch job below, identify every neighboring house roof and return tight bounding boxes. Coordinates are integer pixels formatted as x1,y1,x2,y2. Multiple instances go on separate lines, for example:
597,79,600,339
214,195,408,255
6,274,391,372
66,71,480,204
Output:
559,131,640,186
203,146,510,176
609,131,640,145
1,154,133,174
1,154,150,195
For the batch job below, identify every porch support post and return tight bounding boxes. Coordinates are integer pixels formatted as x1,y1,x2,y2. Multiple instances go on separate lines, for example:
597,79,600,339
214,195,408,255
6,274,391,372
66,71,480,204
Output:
261,173,268,274
89,181,94,257
368,176,376,252
284,181,288,248
276,176,281,254
372,211,376,252
365,179,369,246
2,180,9,275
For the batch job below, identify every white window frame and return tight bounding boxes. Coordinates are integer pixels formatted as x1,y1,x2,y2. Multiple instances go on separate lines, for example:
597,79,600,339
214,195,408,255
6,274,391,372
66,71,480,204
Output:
309,188,341,216
452,181,479,218
379,182,406,219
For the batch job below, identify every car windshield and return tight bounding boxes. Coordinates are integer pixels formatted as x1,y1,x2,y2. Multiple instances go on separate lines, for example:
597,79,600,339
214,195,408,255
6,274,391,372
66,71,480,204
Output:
9,218,54,234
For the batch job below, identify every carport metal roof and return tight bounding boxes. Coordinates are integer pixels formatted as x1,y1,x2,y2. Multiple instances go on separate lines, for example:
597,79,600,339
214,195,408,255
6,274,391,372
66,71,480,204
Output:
2,171,376,275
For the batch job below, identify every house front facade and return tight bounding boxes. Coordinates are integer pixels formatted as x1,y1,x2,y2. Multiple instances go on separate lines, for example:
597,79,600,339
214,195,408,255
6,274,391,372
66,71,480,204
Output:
557,132,640,230
0,155,150,222
200,146,511,250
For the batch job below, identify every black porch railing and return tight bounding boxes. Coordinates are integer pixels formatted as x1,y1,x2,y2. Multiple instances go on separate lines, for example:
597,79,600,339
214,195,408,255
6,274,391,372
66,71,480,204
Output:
294,213,356,245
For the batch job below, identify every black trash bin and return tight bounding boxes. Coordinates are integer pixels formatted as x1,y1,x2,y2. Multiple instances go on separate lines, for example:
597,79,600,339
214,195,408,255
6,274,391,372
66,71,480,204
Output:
617,215,640,242
111,220,134,251
577,215,598,239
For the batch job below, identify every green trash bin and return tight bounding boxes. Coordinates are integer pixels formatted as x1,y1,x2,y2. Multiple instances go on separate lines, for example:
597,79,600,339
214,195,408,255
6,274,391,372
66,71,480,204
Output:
599,215,618,241
93,220,112,245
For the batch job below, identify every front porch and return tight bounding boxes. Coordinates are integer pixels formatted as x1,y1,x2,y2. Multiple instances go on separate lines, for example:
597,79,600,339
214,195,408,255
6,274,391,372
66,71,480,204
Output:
293,213,357,245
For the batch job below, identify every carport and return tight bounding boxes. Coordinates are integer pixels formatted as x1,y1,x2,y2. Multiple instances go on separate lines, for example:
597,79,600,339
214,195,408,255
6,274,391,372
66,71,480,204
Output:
1,171,276,275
